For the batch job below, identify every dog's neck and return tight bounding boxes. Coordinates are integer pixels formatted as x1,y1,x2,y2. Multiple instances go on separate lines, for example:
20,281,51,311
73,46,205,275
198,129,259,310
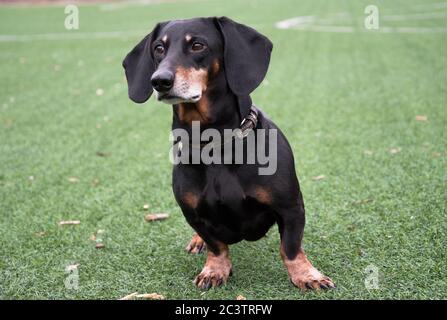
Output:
172,73,244,133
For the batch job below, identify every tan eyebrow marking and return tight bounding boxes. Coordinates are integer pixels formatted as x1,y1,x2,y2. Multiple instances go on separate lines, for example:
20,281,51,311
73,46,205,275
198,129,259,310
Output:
162,35,168,43
185,34,192,42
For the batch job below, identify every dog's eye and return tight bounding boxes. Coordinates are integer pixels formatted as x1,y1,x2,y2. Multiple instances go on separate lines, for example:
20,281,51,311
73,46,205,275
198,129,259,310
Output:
154,44,165,55
191,42,205,52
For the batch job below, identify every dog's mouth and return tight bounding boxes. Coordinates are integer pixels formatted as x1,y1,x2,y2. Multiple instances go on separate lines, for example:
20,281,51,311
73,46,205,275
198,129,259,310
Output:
157,92,201,104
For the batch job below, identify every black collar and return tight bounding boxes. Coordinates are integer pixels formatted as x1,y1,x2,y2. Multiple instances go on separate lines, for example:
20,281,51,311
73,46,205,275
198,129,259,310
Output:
238,104,259,138
182,105,259,150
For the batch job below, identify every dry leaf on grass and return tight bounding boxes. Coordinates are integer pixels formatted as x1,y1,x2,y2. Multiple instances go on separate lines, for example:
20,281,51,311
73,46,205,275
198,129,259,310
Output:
352,198,374,205
59,220,80,226
389,147,401,154
34,231,46,237
96,151,111,157
119,292,165,300
312,175,326,181
363,150,373,156
144,213,169,222
66,264,79,271
236,295,246,300
136,293,165,300
415,115,428,121
119,292,139,300
3,118,13,128
95,243,105,249
68,176,79,183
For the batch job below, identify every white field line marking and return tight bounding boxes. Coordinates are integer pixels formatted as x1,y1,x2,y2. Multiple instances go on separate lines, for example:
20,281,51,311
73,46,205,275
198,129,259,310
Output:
413,2,447,10
100,0,170,11
276,11,447,34
290,25,354,33
103,0,164,5
275,13,353,29
380,26,447,33
0,30,148,42
277,22,447,34
0,22,266,43
275,16,315,29
100,0,205,11
383,11,447,21
275,16,354,33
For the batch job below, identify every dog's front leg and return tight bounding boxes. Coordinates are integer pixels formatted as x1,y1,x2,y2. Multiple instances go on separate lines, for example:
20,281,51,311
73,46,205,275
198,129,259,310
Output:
278,205,335,290
194,242,232,290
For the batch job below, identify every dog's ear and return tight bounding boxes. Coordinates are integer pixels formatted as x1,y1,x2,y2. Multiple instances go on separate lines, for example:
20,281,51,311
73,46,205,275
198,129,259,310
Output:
122,23,164,103
215,16,273,97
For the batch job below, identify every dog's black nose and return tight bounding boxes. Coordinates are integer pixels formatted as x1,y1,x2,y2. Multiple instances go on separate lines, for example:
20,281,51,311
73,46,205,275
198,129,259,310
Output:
151,71,174,92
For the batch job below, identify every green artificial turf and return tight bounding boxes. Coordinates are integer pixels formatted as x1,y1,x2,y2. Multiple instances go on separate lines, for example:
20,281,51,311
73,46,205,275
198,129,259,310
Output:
0,0,446,299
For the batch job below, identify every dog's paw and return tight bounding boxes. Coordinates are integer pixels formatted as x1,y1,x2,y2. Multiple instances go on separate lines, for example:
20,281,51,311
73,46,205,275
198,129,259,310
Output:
282,248,335,291
194,266,232,290
185,234,206,254
290,268,335,291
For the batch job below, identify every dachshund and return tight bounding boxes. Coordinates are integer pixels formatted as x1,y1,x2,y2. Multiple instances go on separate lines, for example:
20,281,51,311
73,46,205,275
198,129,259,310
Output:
123,17,334,291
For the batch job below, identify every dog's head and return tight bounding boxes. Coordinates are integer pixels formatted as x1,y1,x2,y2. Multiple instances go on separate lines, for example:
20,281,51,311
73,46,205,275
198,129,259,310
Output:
123,17,272,108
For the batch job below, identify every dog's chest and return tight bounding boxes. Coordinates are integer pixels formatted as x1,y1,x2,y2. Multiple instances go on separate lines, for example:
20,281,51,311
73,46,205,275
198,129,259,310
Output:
200,166,245,210
189,166,275,243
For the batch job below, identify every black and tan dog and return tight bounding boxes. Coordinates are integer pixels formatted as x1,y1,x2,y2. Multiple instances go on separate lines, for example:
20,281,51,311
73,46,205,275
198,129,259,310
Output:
123,17,334,291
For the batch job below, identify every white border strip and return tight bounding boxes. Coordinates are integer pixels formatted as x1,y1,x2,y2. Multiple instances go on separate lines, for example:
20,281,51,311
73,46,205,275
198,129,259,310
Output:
0,30,148,42
383,11,447,21
276,13,447,34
